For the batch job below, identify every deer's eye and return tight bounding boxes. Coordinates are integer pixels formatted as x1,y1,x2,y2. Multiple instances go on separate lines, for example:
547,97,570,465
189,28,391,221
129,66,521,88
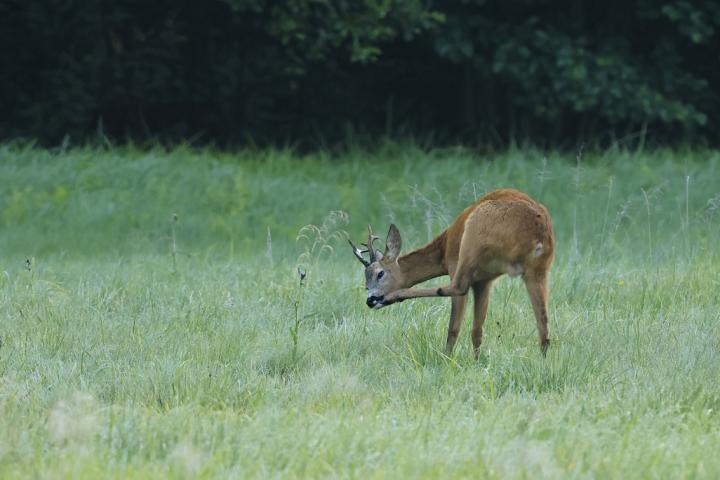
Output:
377,271,385,280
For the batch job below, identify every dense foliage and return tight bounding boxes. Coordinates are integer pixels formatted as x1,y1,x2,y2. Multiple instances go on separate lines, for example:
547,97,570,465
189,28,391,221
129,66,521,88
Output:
2,0,719,146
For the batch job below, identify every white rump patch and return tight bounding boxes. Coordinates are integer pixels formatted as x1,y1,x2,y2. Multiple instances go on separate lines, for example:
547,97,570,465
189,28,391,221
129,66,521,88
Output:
532,242,543,257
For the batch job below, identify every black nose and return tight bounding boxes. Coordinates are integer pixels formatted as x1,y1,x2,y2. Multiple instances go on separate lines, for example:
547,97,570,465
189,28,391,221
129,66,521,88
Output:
366,295,384,308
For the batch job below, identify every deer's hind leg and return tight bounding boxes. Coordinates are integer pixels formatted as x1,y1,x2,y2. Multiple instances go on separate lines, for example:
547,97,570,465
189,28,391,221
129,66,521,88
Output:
523,270,550,354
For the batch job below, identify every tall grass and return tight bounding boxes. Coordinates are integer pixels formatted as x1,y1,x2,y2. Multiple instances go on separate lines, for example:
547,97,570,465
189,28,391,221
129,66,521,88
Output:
0,144,719,478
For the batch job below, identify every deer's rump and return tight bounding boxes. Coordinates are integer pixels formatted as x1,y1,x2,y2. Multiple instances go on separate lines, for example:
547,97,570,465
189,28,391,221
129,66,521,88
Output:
450,194,553,279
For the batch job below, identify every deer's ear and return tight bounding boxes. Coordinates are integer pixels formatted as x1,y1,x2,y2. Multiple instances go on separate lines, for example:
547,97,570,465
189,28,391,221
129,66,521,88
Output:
385,224,402,261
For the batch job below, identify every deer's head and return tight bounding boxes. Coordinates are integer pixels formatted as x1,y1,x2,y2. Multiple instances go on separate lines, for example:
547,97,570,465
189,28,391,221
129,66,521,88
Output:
349,224,404,309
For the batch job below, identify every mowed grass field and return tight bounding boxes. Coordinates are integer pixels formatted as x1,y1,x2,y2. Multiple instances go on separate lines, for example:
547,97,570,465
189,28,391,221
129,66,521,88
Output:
1,144,719,478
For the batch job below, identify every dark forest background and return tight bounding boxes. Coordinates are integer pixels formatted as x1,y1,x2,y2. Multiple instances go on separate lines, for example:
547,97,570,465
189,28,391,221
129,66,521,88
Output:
1,0,719,148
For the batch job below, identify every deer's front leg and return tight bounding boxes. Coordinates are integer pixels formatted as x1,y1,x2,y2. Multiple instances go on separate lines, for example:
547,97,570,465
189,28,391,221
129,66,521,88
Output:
381,285,462,305
382,272,473,305
446,294,468,353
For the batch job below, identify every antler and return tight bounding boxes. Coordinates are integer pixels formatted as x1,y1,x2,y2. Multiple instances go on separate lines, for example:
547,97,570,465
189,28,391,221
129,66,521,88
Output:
349,225,383,267
366,225,381,262
348,238,370,267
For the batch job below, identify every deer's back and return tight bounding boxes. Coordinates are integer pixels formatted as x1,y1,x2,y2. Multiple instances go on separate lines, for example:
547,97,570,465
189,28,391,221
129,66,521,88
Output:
443,189,554,271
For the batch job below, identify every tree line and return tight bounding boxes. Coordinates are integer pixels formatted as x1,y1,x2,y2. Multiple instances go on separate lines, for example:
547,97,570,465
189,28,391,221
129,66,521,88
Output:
1,0,718,148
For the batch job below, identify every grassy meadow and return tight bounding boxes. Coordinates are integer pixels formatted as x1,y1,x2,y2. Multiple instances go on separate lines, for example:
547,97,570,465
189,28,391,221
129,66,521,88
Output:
0,143,719,478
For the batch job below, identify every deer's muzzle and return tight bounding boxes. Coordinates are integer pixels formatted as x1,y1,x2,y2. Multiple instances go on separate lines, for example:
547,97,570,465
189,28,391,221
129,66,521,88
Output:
366,295,384,308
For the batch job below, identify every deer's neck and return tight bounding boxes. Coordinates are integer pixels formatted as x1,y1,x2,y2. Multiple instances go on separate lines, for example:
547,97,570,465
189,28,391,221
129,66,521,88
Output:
398,232,447,287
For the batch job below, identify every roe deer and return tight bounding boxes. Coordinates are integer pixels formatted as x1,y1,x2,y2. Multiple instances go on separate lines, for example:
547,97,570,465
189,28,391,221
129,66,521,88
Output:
349,188,554,356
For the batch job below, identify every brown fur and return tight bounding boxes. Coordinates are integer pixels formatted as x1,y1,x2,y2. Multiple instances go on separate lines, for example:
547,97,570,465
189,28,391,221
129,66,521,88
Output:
355,188,554,356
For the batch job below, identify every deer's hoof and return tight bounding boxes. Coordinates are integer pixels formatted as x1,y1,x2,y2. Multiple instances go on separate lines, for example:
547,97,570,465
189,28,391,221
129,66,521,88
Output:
366,295,384,308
